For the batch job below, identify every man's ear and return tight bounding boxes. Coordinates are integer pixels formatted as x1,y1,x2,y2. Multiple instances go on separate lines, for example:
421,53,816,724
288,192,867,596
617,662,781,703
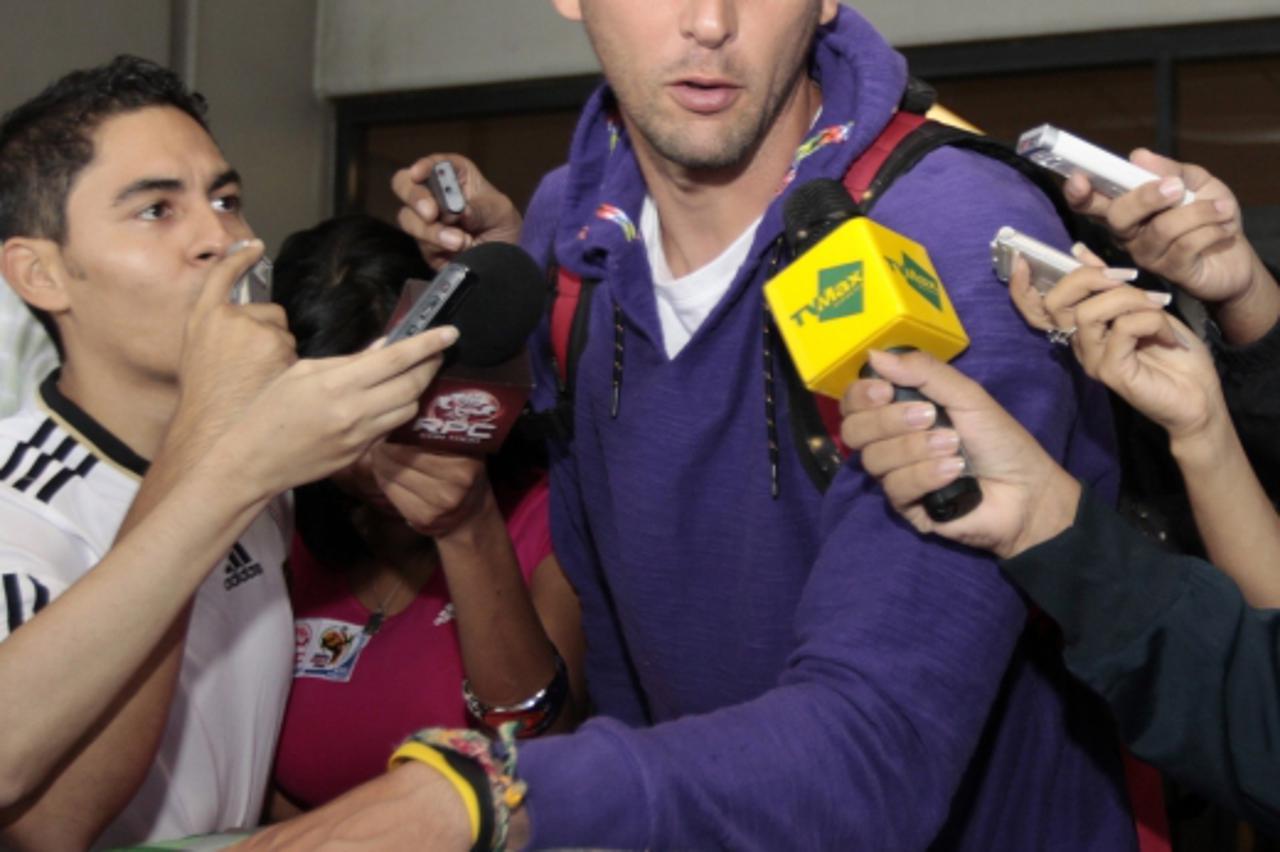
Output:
551,0,583,22
1,239,71,314
819,0,839,25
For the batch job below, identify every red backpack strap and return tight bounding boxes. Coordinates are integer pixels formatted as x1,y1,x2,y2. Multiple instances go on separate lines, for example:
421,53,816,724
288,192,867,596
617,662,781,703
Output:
521,265,599,443
550,267,584,387
1125,752,1172,852
842,110,929,204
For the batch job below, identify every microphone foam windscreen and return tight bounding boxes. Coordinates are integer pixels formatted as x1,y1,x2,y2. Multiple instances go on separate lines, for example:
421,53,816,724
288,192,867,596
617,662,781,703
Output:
782,178,859,255
438,242,546,367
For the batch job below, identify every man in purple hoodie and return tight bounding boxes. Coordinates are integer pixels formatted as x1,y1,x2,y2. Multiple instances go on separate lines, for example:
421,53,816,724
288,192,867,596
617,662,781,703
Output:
248,2,1136,849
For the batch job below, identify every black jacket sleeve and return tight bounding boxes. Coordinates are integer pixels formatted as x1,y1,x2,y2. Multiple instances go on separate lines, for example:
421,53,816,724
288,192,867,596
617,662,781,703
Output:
1212,305,1280,502
1001,489,1280,835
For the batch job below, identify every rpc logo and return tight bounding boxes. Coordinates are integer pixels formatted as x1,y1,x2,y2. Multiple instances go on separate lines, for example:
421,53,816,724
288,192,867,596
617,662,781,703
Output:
413,389,502,442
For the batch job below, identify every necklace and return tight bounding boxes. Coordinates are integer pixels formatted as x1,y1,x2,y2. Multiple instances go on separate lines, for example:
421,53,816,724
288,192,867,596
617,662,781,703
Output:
362,576,408,637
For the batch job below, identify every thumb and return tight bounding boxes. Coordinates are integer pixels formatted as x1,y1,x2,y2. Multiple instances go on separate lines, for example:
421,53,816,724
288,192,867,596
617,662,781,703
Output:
195,238,265,313
1128,147,1180,178
865,349,993,413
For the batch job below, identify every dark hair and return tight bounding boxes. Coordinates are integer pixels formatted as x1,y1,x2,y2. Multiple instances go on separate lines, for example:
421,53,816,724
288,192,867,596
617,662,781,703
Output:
272,215,434,565
0,54,210,355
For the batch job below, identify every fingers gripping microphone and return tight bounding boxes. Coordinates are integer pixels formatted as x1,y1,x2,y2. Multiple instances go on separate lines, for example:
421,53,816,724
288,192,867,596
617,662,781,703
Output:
765,179,981,522
385,242,546,454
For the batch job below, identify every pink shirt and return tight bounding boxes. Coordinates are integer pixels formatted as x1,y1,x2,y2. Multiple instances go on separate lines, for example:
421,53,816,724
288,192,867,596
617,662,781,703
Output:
273,478,552,809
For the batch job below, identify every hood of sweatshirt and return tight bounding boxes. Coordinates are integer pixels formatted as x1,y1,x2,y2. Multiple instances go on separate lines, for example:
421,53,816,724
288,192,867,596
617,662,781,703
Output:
550,5,910,344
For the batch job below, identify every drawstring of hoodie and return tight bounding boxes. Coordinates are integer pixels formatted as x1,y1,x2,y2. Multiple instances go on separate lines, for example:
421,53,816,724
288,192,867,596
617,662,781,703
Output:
606,236,786,499
762,236,788,499
610,301,625,418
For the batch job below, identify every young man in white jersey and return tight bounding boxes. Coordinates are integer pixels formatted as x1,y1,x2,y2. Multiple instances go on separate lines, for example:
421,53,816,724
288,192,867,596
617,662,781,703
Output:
0,56,457,848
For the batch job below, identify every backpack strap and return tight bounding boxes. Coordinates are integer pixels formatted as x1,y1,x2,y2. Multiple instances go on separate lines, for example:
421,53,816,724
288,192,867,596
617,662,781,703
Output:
522,265,600,442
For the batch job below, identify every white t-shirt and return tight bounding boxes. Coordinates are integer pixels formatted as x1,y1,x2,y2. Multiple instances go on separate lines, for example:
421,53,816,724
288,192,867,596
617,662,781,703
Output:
641,196,763,358
0,375,293,848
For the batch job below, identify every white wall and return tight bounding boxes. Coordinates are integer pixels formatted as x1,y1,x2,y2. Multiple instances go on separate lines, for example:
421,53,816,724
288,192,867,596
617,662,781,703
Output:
191,0,330,253
0,0,327,253
316,0,594,96
316,0,1279,97
0,1,172,113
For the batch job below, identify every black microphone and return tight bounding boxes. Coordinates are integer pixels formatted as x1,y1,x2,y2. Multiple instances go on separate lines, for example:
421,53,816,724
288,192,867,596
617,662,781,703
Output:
385,241,546,454
778,179,982,522
385,241,545,367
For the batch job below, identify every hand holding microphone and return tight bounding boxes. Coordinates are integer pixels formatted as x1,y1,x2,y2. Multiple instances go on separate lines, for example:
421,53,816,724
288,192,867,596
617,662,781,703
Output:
765,178,980,521
839,349,1081,559
383,240,546,456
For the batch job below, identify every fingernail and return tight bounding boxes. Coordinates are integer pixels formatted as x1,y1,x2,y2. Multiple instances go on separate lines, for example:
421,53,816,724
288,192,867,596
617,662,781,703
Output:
904,404,936,429
1172,327,1194,350
936,456,968,477
1159,177,1185,199
866,382,893,404
440,229,465,251
416,200,435,219
1070,242,1087,258
927,431,960,452
438,325,460,346
1214,198,1233,215
1103,267,1140,281
228,238,260,255
1146,291,1174,306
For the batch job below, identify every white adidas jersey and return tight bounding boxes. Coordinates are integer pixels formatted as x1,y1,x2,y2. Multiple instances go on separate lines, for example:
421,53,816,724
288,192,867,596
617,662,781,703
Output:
0,375,293,848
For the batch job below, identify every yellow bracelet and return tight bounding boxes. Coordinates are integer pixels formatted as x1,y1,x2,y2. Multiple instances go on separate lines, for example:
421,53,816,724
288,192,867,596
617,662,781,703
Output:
388,740,481,844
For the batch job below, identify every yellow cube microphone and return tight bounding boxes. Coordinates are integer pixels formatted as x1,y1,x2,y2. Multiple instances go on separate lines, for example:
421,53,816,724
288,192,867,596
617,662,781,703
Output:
765,178,981,521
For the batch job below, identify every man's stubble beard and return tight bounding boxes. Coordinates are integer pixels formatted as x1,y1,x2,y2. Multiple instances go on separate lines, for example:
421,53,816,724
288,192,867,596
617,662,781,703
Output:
625,60,811,174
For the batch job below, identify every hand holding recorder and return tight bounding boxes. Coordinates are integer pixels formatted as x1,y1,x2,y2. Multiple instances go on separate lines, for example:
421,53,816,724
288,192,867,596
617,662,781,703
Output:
391,153,523,268
1020,128,1279,344
1001,237,1224,445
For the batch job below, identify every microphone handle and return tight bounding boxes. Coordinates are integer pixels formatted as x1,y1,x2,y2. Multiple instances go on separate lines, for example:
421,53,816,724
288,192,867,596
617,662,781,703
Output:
858,351,982,523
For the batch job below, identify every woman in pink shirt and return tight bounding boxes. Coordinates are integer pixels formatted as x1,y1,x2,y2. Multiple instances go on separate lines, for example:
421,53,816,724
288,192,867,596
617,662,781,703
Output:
267,216,584,812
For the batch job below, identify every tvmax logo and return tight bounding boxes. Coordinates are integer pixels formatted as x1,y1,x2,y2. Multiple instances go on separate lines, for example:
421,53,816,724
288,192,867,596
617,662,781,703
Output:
789,261,864,327
886,251,942,310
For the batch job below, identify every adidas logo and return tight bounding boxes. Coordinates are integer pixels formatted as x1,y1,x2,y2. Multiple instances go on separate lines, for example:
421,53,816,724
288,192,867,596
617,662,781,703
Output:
223,543,263,590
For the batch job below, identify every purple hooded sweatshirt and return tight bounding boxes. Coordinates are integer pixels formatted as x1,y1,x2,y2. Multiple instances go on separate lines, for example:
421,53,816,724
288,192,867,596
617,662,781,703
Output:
517,7,1134,850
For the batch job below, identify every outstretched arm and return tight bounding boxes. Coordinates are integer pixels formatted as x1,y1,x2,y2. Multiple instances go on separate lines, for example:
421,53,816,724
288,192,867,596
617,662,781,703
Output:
0,243,455,847
1010,254,1280,606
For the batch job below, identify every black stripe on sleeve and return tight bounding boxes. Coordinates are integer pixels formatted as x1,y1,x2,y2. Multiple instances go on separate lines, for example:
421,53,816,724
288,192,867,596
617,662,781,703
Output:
0,443,30,482
3,574,24,633
13,453,54,493
35,469,75,504
51,437,75,461
29,419,55,451
29,577,50,614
